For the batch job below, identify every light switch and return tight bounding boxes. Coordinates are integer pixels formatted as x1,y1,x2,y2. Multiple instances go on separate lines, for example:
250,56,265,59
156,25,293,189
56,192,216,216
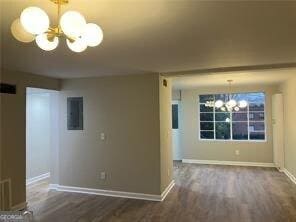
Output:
100,172,106,180
100,133,105,141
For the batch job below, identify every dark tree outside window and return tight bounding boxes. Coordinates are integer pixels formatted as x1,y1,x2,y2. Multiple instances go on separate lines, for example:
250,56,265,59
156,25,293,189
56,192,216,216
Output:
199,92,266,141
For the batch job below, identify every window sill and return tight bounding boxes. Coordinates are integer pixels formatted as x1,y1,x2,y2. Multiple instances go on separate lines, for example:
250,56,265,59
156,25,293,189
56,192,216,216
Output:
198,139,267,143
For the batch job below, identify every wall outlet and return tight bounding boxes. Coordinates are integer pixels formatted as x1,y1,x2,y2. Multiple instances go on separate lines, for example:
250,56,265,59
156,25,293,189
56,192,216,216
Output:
235,150,240,155
100,172,106,180
100,133,105,141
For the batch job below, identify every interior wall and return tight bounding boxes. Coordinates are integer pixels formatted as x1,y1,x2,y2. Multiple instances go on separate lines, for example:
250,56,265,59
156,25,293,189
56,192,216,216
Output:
179,84,278,163
49,92,60,186
58,74,162,195
172,90,181,101
0,69,60,207
0,69,2,186
159,76,173,192
26,92,51,180
279,76,296,178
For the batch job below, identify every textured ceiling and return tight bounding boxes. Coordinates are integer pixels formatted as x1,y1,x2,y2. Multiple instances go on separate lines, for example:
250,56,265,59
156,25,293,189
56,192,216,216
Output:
1,0,296,78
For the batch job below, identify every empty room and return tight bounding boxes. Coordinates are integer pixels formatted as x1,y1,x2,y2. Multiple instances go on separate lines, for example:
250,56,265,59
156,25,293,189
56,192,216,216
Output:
1,1,296,222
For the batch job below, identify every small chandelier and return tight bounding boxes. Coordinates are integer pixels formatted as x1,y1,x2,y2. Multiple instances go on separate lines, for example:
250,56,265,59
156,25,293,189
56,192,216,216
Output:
205,80,248,112
11,0,103,52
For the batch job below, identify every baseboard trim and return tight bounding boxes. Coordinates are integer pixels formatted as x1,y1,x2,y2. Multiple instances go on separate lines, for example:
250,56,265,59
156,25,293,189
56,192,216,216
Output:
26,172,50,186
161,180,175,201
182,159,276,168
49,181,175,202
283,168,296,185
11,202,27,211
49,183,58,190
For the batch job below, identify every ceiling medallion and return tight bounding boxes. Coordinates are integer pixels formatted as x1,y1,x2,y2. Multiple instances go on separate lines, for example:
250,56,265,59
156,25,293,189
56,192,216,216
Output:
11,0,103,53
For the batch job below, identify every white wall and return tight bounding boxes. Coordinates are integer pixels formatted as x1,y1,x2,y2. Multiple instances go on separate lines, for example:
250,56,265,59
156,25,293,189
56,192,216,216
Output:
179,84,277,163
26,92,51,180
49,92,60,185
26,88,59,182
159,76,173,192
57,74,163,195
279,77,296,178
1,69,60,207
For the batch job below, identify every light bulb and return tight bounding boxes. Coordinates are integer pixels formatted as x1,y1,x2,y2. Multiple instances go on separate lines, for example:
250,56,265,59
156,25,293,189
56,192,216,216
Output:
36,34,59,51
20,7,49,35
67,38,87,53
60,11,86,38
238,100,248,108
81,23,103,47
234,107,240,112
214,100,224,108
11,18,35,43
227,99,237,108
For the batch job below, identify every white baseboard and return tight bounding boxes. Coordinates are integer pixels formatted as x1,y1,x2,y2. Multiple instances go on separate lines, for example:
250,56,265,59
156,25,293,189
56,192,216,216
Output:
49,180,175,202
11,202,27,211
182,159,276,168
49,183,58,190
283,168,296,185
161,180,175,201
277,168,284,172
26,172,50,186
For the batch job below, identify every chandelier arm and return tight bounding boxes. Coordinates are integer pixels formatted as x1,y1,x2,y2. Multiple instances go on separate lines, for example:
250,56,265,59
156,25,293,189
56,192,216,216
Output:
45,28,56,42
66,35,75,43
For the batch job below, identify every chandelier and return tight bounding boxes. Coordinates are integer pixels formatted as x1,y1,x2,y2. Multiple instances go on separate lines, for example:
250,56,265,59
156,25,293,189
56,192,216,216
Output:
11,0,103,52
205,80,248,112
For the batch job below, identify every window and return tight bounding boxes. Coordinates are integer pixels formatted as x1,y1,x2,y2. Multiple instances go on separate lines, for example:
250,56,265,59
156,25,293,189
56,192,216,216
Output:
199,92,266,141
172,104,179,129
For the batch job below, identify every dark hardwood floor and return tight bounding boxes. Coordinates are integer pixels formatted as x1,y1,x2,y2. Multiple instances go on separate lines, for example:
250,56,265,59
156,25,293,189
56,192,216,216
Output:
27,163,296,222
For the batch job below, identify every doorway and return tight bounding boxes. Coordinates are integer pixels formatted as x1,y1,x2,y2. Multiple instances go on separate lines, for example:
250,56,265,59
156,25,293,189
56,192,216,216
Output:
172,100,181,160
26,87,59,202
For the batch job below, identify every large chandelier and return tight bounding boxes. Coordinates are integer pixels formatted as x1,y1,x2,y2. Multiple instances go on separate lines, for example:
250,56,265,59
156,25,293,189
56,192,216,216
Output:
205,80,248,112
11,0,103,52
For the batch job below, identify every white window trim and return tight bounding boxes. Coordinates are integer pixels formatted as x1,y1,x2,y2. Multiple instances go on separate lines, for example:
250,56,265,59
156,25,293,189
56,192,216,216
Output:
198,92,267,143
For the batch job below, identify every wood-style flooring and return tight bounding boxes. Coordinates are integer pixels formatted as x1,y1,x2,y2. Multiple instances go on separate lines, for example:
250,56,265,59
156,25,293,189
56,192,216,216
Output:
27,163,296,222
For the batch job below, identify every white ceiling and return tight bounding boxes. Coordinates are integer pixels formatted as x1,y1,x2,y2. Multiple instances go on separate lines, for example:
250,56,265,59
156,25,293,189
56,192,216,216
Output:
26,87,57,94
2,1,296,78
172,69,296,90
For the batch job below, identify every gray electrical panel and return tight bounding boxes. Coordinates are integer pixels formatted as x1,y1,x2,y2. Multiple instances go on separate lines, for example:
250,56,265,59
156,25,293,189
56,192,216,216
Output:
67,97,83,130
